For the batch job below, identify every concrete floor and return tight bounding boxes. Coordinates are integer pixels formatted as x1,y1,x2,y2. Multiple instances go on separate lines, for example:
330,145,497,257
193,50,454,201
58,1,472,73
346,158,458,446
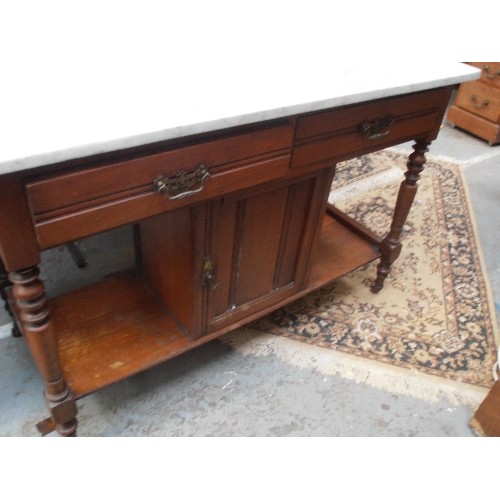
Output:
0,101,499,437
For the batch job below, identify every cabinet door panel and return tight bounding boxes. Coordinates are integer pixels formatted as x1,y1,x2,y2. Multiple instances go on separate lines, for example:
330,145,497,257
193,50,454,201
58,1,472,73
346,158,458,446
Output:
208,200,238,319
235,187,288,305
275,180,316,288
206,176,319,333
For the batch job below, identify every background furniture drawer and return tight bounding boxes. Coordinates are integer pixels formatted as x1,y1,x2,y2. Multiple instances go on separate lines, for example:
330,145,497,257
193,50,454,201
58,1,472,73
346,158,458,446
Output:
469,62,500,88
291,88,449,169
25,124,293,248
455,81,500,122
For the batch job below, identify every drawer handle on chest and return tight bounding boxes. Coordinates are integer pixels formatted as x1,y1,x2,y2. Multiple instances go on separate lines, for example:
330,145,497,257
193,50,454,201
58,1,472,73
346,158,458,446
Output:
153,164,210,200
470,95,490,109
359,115,394,140
483,65,500,80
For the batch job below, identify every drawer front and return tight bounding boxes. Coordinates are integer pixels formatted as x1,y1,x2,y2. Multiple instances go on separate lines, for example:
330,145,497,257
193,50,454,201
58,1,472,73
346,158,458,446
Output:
291,88,450,169
31,155,291,249
455,81,500,122
26,123,293,219
469,62,500,88
26,124,293,248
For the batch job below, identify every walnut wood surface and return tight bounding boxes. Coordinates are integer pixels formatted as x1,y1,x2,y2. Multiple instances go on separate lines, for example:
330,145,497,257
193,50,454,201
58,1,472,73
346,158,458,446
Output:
139,173,327,337
469,380,500,437
9,266,78,436
26,123,293,217
308,214,380,290
0,174,40,270
205,175,321,333
50,270,193,397
292,88,450,169
0,86,456,435
140,206,204,339
32,155,291,249
372,140,430,292
46,212,381,400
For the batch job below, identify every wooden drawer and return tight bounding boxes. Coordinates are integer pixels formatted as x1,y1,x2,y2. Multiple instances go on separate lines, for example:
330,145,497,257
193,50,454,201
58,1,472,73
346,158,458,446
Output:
468,62,500,88
455,81,500,123
291,88,450,169
25,123,293,248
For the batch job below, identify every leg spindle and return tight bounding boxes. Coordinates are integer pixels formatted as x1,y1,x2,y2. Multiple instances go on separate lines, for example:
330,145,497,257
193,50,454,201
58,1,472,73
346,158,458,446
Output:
9,266,78,436
372,139,430,292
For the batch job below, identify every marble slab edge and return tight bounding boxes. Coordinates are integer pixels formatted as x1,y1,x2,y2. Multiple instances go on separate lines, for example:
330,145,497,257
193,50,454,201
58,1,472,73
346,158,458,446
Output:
0,67,480,175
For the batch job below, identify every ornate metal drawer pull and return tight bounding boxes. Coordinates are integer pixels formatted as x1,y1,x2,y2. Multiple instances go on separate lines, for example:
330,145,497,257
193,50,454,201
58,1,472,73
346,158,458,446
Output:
153,164,210,200
360,115,394,140
470,94,490,109
483,65,500,80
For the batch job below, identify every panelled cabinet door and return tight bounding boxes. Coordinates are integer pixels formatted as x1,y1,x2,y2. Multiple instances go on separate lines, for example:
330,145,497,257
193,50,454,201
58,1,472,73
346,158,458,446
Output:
204,174,325,334
140,170,333,340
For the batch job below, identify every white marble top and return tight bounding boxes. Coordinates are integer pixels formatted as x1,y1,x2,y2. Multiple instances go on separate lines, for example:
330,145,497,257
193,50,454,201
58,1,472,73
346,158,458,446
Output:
0,61,479,175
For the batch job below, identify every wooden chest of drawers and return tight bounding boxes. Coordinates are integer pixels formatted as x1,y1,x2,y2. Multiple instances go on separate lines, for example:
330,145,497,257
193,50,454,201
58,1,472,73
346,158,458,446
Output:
447,62,500,144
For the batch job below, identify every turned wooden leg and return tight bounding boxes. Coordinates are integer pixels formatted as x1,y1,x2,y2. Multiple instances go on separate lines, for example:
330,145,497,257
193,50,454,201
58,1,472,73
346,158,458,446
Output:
0,259,21,337
372,139,430,293
9,266,78,436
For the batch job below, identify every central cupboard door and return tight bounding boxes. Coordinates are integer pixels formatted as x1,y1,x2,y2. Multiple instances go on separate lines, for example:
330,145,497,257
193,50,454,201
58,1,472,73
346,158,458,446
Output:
205,173,329,334
140,170,333,340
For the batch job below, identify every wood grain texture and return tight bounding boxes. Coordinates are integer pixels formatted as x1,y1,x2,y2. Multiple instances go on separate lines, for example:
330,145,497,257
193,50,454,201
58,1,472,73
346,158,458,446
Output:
205,175,323,333
50,270,194,397
140,207,204,339
446,62,500,145
26,123,294,216
292,88,450,169
10,266,78,436
372,140,430,292
455,81,500,122
207,198,238,319
0,85,457,435
0,174,40,270
470,380,500,437
468,62,500,88
308,214,380,290
32,155,291,249
447,105,500,144
235,187,288,304
274,180,314,288
49,210,381,400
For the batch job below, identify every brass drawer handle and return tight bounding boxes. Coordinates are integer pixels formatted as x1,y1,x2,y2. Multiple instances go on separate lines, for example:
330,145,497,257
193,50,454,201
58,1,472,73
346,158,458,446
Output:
359,115,394,140
153,164,210,200
470,94,490,109
483,65,500,80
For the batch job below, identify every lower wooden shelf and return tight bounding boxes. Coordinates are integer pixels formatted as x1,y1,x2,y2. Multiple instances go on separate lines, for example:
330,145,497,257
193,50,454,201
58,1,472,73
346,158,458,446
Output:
49,209,381,399
308,211,380,291
50,270,198,398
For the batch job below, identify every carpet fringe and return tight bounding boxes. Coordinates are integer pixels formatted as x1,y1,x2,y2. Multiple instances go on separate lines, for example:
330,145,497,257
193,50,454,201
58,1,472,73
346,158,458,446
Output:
223,327,488,408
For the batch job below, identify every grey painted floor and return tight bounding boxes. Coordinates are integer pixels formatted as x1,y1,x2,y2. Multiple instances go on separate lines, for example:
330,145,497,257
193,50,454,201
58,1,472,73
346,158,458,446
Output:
0,105,499,437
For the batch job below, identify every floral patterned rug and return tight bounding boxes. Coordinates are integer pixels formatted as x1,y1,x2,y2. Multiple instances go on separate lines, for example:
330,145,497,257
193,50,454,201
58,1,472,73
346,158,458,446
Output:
249,150,499,388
